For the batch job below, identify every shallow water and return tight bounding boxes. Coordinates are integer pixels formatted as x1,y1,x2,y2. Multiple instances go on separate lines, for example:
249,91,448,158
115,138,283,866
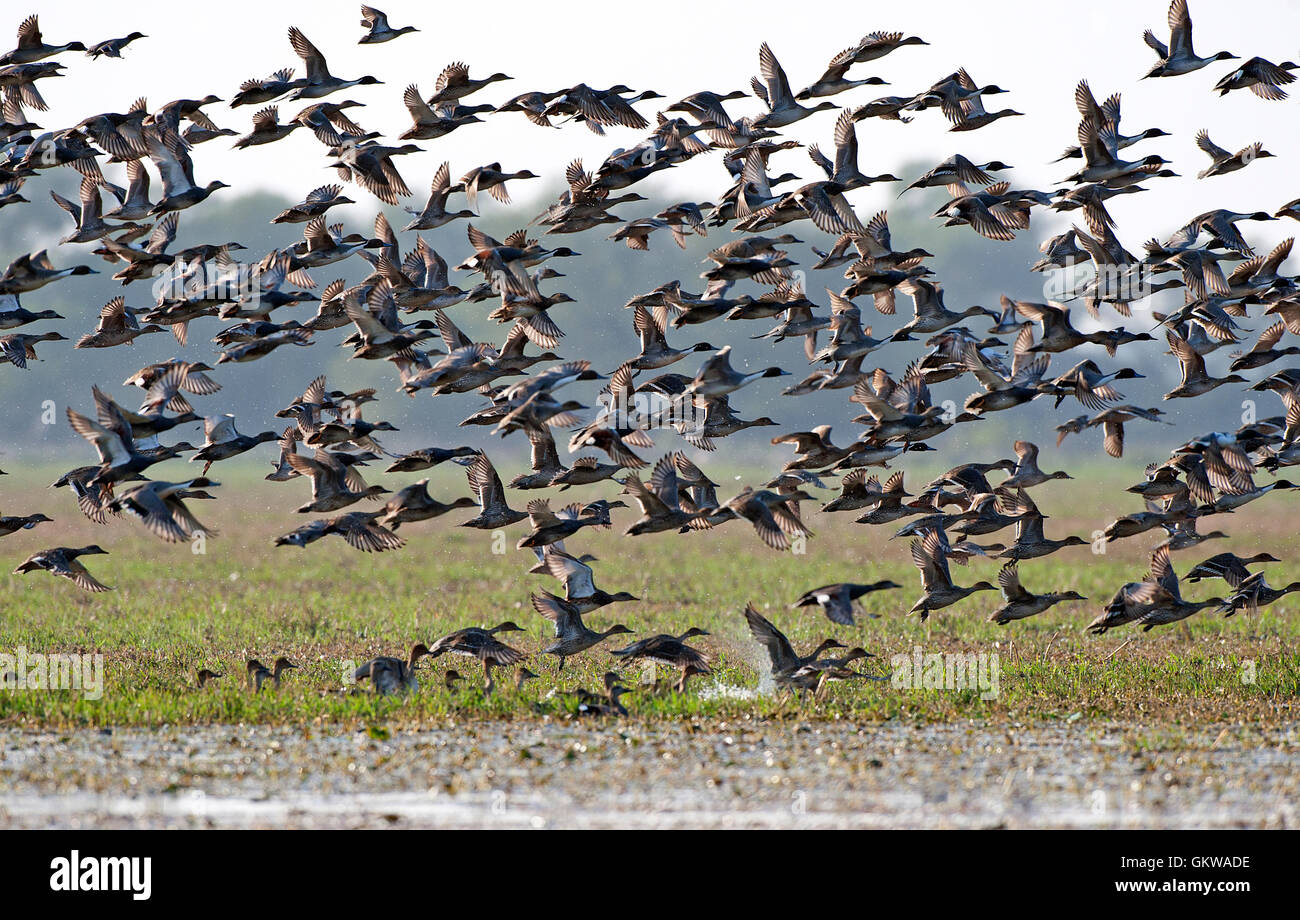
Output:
1,720,1295,828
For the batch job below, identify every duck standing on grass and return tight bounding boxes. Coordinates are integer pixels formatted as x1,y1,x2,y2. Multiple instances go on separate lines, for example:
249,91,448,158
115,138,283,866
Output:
247,657,298,691
354,643,432,695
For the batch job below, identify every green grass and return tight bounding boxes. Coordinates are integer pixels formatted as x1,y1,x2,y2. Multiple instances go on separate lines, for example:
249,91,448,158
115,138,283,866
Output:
1,462,1298,729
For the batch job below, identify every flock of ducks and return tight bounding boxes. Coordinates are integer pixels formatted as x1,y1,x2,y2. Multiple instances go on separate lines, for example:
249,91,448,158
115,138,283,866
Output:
3,2,1300,710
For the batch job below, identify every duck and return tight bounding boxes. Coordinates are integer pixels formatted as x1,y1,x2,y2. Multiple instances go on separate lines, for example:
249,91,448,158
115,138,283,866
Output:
248,657,297,691
86,32,146,59
1086,546,1182,634
685,345,788,398
751,42,838,129
537,547,638,614
996,497,1089,560
1155,518,1229,552
301,412,397,450
507,425,568,489
106,477,217,543
896,278,998,335
189,416,278,475
1044,359,1144,411
274,511,404,552
1221,572,1300,616
74,297,163,348
907,529,997,620
796,46,887,99
0,15,85,65
427,62,511,105
516,498,624,548
621,455,708,536
530,592,634,672
565,424,648,472
901,155,1012,195
353,643,432,695
550,456,625,490
1014,299,1125,353
1212,56,1297,99
287,448,389,513
1185,551,1280,586
1228,321,1300,373
49,466,115,525
743,604,846,683
1086,405,1170,457
1194,209,1276,255
572,672,635,717
1136,576,1227,631
1195,130,1273,178
286,27,382,100
943,490,1029,539
216,328,313,364
231,67,304,107
786,647,881,697
0,181,28,211
808,111,899,191
771,424,855,470
51,176,129,244
1164,328,1247,398
708,486,813,550
1001,440,1071,489
989,562,1086,625
327,140,420,206
628,304,715,369
0,294,62,330
1064,119,1172,185
232,106,300,148
850,31,928,63
459,452,529,528
0,511,52,537
399,84,485,140
792,581,900,626
943,70,1023,132
454,163,538,214
0,249,96,295
65,396,197,488
961,341,1050,415
611,628,711,692
13,545,110,593
378,479,476,530
1142,0,1236,78
196,668,223,688
402,161,475,230
359,6,418,43
822,469,901,514
272,184,355,224
428,622,526,694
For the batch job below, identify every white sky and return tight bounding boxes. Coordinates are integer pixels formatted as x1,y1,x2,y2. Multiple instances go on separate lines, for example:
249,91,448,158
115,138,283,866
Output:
16,0,1300,257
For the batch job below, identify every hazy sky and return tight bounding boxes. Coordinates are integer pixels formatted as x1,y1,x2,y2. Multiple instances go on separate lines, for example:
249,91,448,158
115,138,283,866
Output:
15,0,1300,261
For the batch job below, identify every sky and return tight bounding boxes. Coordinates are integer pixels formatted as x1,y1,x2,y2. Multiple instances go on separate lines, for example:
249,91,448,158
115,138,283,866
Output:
13,0,1300,261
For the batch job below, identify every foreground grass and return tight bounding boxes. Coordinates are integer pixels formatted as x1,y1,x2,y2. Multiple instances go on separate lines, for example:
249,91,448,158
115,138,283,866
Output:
0,464,1298,728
